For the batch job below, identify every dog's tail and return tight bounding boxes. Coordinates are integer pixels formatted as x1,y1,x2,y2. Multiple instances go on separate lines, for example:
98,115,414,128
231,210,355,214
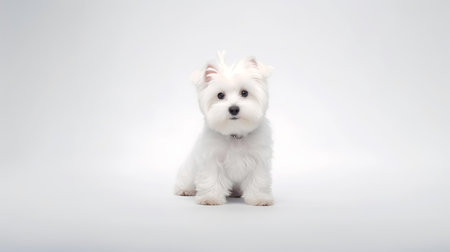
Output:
217,49,226,68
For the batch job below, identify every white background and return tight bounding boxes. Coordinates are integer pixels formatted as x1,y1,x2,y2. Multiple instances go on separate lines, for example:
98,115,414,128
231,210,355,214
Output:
1,1,450,251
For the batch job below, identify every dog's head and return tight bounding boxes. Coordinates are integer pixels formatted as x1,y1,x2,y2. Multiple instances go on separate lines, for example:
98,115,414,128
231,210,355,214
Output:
191,51,273,136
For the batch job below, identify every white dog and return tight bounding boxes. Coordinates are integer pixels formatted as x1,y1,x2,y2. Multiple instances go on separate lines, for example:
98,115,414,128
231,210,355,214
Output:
175,51,274,206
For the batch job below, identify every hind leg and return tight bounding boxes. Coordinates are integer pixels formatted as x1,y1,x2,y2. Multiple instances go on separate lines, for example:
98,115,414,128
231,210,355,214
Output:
241,167,273,206
174,162,196,196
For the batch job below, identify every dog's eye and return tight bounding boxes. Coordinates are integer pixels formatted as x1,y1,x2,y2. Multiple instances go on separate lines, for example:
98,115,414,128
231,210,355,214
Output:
241,90,248,97
217,92,225,99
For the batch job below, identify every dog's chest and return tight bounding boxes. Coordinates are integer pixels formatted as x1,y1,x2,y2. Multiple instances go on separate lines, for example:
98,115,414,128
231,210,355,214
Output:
221,141,257,182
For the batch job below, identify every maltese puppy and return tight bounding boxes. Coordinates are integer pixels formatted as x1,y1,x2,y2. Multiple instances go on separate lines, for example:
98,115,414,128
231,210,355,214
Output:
175,51,274,206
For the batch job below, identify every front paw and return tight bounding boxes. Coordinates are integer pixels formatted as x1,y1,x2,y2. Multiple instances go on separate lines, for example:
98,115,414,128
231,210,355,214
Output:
195,195,226,205
244,193,274,206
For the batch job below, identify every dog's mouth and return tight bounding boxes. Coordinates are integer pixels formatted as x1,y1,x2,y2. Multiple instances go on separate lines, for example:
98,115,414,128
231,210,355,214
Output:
230,116,239,120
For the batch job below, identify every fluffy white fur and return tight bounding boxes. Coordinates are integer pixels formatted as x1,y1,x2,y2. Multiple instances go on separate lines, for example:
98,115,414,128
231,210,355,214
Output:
175,51,274,206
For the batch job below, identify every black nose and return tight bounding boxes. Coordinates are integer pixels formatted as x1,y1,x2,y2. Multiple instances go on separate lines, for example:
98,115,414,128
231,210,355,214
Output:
229,106,240,115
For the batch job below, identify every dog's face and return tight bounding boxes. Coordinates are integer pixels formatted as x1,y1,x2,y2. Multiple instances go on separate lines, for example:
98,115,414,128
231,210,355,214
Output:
192,53,273,136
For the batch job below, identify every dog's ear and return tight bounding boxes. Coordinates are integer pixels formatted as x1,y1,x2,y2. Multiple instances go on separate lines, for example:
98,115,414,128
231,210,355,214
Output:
246,58,274,81
190,64,218,91
204,64,218,82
